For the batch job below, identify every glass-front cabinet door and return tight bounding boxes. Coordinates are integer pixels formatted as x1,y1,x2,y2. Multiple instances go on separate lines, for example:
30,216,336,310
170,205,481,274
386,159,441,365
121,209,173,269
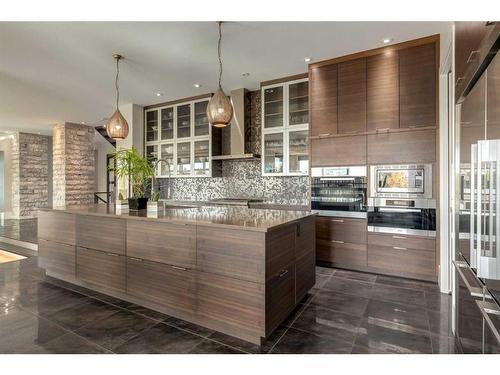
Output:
288,81,309,126
145,144,158,166
194,140,210,176
288,129,309,175
161,107,174,140
263,133,284,174
146,110,158,142
263,86,284,129
176,104,191,138
194,101,209,137
159,143,174,176
177,141,191,176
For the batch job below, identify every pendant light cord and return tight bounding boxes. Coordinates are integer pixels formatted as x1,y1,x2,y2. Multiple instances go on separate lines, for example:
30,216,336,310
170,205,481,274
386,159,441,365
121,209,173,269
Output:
115,57,120,110
217,21,223,89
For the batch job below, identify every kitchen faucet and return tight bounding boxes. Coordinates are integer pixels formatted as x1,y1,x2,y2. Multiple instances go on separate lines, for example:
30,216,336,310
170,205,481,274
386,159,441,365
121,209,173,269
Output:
151,158,171,200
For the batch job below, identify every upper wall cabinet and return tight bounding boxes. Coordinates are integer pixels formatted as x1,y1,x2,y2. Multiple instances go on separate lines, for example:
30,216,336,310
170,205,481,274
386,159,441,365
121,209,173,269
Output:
367,51,399,132
144,97,212,178
399,43,436,128
338,58,367,134
310,64,337,137
262,78,309,176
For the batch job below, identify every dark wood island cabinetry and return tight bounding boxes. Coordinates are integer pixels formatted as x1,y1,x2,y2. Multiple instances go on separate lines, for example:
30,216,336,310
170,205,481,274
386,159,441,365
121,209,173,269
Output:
37,205,316,345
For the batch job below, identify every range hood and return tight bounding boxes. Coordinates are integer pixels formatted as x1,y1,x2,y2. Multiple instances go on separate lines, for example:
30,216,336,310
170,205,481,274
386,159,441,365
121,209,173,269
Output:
211,88,260,160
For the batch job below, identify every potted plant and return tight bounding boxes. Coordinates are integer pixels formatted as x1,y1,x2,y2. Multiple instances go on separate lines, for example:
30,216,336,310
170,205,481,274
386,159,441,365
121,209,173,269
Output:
109,146,154,210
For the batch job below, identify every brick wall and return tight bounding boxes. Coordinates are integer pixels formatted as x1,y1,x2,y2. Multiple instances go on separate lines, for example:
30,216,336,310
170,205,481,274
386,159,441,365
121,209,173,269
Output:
11,132,50,219
52,123,95,207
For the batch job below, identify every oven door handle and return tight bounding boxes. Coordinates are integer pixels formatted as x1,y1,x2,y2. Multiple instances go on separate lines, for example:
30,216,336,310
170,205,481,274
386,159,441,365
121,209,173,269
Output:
378,207,421,213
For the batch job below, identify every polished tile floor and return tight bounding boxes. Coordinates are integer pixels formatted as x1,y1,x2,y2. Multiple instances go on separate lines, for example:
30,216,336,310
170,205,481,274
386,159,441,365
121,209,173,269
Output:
0,253,456,354
0,218,38,244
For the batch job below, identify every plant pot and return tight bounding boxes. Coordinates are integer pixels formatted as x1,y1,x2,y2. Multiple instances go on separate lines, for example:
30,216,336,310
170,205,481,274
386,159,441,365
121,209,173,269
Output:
128,197,149,210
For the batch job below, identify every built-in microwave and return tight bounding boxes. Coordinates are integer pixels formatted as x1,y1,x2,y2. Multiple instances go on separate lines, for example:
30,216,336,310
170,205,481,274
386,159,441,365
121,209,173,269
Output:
369,164,433,199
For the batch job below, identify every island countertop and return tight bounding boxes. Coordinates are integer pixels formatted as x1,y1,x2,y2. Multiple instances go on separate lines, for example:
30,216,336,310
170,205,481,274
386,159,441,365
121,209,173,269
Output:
40,204,316,232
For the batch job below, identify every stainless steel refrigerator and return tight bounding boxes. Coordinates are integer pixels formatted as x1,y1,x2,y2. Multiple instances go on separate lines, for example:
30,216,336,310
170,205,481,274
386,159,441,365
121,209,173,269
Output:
455,49,500,353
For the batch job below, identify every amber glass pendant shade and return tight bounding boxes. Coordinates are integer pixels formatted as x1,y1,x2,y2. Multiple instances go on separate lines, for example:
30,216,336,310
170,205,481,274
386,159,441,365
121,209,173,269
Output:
207,88,233,128
106,109,129,140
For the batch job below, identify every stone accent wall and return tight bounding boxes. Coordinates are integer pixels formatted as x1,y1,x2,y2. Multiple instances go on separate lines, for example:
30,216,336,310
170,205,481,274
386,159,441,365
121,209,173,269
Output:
11,132,50,219
52,123,95,207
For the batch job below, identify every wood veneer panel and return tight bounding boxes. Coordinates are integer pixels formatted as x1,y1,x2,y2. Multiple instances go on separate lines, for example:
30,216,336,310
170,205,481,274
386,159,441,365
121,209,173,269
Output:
296,216,316,259
295,249,315,304
311,135,367,167
266,224,295,281
196,270,265,341
196,227,265,283
310,64,338,137
316,239,367,267
266,262,295,334
38,239,75,279
316,216,367,244
367,128,436,164
38,211,75,245
76,215,126,255
127,258,196,316
399,43,436,128
76,247,125,292
338,58,367,134
367,233,436,252
367,51,399,131
127,220,196,268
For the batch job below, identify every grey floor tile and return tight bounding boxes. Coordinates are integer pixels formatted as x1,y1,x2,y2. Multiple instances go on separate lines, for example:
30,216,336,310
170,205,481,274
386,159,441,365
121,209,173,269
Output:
363,299,430,333
375,275,440,292
125,303,171,321
271,327,352,354
188,339,244,354
75,308,158,350
431,334,460,354
34,332,111,354
163,316,215,338
311,273,331,291
427,309,452,336
316,266,335,276
323,276,374,299
371,283,426,307
333,269,377,283
310,289,369,316
19,287,92,316
424,290,451,313
114,322,203,354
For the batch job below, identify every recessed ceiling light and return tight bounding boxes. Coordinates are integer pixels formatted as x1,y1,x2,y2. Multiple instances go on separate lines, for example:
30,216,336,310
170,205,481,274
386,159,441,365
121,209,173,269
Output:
156,92,163,97
194,83,202,88
382,38,392,44
241,72,250,77
81,121,86,124
304,57,312,62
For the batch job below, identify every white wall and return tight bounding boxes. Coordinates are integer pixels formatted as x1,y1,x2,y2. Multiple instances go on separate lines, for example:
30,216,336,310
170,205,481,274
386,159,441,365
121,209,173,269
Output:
0,136,13,216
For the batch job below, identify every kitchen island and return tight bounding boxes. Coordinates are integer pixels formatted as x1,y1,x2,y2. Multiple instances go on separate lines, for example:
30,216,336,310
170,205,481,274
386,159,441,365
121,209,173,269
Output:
37,205,316,345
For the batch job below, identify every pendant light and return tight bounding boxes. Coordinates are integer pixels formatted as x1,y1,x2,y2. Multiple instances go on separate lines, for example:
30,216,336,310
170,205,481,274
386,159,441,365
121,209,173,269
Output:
206,21,233,128
106,54,129,139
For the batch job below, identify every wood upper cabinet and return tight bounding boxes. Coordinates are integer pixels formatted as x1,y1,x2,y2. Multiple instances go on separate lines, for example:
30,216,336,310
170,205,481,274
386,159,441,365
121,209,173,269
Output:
367,51,399,131
310,64,338,136
338,58,367,134
399,43,436,128
311,134,367,167
367,128,436,164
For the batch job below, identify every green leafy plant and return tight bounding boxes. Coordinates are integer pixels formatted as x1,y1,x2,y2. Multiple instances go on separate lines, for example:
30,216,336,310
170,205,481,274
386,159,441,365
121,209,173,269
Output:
109,146,154,199
151,191,161,202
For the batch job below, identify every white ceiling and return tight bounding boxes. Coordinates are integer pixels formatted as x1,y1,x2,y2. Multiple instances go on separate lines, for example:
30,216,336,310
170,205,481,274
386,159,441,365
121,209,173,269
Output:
0,22,452,134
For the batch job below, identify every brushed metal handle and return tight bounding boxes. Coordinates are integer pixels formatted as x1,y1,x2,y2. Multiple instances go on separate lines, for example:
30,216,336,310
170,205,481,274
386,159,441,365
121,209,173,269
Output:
171,265,187,271
392,235,407,239
106,252,119,257
466,50,480,64
330,240,345,244
331,219,344,223
375,128,390,133
393,246,407,250
476,301,500,345
279,269,289,278
318,133,331,137
129,257,143,262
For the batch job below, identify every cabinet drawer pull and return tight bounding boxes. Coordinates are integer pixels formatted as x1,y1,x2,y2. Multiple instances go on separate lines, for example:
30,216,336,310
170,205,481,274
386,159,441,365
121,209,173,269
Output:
318,133,331,137
106,252,120,257
376,128,390,133
129,257,143,262
279,269,289,278
393,246,407,250
331,219,344,223
392,235,407,239
171,265,187,271
466,50,480,63
330,240,345,244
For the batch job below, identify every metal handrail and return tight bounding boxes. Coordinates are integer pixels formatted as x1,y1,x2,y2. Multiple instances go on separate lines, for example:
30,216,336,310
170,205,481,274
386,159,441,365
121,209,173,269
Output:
94,191,111,204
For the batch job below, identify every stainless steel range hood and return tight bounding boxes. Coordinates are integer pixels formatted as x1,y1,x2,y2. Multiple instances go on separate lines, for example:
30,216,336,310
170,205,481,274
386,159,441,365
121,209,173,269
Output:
211,88,260,160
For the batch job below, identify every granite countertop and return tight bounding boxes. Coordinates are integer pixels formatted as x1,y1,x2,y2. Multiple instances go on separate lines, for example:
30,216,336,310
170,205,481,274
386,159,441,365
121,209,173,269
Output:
42,204,316,232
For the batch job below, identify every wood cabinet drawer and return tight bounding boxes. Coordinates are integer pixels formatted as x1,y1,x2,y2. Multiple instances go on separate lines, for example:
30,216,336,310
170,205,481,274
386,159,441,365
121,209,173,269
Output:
368,244,436,279
196,270,265,341
295,216,316,259
38,211,75,245
266,224,295,282
127,220,196,268
76,215,125,255
368,233,435,252
311,135,367,167
295,249,315,304
127,257,196,316
76,247,125,292
367,128,436,164
316,216,367,244
316,239,367,267
38,239,75,278
266,263,295,334
197,226,265,283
